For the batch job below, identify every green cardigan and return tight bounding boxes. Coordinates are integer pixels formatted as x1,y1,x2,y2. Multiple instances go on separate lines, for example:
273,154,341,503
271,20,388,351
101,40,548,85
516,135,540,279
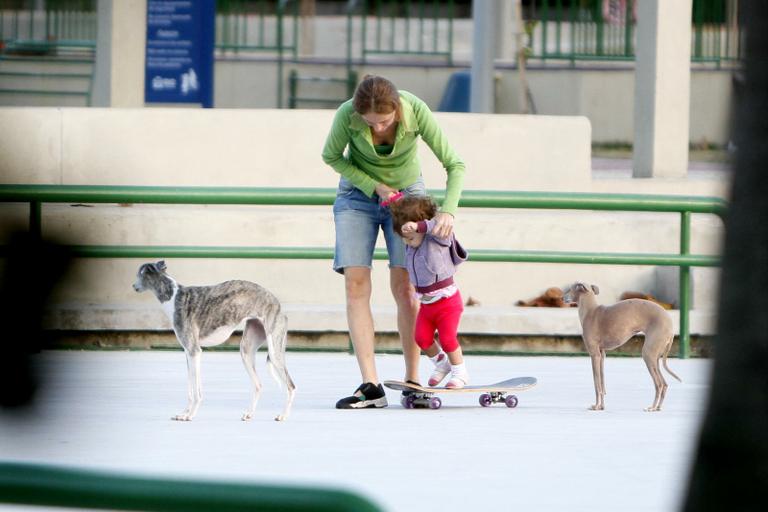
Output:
321,90,466,215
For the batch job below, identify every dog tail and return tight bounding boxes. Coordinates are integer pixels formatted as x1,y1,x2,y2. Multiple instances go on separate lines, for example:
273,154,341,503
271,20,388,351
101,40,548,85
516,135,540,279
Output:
662,335,682,382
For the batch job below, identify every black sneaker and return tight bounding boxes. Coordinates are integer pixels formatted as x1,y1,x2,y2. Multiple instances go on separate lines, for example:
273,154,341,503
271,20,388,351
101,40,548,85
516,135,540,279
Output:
335,382,388,409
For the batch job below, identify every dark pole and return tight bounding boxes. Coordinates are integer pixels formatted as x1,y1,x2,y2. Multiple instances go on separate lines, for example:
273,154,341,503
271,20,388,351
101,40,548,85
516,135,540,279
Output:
682,1,768,510
200,0,216,108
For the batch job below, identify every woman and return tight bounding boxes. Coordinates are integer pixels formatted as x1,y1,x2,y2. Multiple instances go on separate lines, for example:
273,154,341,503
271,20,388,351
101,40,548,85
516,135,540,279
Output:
321,75,465,409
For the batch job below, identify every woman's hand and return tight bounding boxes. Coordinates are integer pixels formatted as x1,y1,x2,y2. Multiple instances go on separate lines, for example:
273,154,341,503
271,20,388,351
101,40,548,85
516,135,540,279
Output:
431,212,454,238
374,183,400,204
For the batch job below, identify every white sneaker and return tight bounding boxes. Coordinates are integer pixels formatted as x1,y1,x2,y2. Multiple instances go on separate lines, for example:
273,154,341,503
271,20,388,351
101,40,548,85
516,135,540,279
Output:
445,363,469,389
428,352,451,387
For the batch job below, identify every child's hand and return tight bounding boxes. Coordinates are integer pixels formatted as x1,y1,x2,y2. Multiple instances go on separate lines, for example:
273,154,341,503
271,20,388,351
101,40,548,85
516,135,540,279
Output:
401,222,418,234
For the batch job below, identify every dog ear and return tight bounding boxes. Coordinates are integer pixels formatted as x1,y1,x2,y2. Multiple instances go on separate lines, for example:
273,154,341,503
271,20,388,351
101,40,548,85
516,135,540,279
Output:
156,260,167,272
591,284,600,295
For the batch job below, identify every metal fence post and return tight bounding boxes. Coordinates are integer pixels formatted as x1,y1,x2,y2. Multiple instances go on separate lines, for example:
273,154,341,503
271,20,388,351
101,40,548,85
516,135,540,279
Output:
29,201,42,240
679,211,692,358
277,0,285,108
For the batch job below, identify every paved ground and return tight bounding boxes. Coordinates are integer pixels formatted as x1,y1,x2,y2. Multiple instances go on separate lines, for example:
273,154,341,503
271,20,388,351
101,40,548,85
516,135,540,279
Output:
0,351,712,512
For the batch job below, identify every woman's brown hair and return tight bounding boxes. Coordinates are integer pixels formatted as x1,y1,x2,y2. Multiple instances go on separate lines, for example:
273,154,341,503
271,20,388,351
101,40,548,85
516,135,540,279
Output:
353,75,402,119
390,196,438,236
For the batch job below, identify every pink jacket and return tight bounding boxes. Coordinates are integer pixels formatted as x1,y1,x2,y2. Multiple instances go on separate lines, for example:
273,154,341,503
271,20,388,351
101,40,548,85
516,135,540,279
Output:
405,218,468,293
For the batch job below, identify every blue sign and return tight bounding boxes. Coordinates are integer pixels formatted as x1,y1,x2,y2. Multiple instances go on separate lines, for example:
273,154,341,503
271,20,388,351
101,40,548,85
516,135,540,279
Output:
145,0,215,107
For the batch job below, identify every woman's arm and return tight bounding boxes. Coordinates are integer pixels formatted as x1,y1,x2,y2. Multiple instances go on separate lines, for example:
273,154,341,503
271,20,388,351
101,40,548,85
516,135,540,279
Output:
410,94,466,216
321,103,380,195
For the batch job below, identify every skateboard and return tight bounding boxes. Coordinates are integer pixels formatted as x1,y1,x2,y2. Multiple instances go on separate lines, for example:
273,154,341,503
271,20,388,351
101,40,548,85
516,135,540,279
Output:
383,377,537,410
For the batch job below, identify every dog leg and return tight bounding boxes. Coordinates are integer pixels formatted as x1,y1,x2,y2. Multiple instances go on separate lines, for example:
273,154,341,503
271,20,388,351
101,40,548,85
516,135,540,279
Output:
239,319,266,421
642,354,663,412
600,349,607,398
643,328,675,412
656,369,669,411
597,350,606,410
656,334,680,411
588,350,605,411
267,314,296,422
268,348,296,422
642,344,668,412
173,347,202,421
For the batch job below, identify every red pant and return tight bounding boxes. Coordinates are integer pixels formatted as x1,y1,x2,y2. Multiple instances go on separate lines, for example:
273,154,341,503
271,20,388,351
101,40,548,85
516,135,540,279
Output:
414,292,464,353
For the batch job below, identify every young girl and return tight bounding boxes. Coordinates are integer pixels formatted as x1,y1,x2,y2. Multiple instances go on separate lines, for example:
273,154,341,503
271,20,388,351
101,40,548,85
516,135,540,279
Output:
390,196,470,388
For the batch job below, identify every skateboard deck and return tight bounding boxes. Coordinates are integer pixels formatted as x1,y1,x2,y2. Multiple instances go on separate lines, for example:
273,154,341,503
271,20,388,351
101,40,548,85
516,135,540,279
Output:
384,377,537,409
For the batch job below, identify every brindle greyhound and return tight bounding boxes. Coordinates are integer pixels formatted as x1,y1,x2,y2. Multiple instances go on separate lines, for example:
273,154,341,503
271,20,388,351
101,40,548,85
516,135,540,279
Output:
567,282,681,412
133,261,295,421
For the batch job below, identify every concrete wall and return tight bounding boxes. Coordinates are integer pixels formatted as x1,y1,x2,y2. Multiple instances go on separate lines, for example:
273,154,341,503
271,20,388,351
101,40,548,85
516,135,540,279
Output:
0,108,590,189
3,59,733,146
0,107,724,336
217,59,734,146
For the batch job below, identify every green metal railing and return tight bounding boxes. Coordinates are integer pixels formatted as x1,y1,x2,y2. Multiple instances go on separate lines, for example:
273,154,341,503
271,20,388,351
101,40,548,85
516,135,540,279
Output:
0,0,97,54
0,1,300,56
286,0,358,110
215,0,300,108
0,461,383,511
0,59,93,105
288,68,358,108
0,1,93,106
348,0,454,64
529,0,742,66
0,1,300,107
288,0,455,109
216,0,298,57
0,185,726,359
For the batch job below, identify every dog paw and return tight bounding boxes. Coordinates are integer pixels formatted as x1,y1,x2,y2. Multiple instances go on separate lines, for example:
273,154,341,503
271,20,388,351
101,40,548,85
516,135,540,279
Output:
171,414,192,421
644,406,660,412
241,413,254,421
588,405,604,411
274,414,287,422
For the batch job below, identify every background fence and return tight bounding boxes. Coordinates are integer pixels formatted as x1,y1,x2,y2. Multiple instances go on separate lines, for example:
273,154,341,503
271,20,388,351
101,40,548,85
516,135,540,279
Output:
0,0,741,64
530,0,742,66
0,0,97,55
0,0,742,108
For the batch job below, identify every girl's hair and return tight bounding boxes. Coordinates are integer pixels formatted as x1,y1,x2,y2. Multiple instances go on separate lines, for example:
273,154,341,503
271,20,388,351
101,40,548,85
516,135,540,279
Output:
390,196,438,236
353,75,402,119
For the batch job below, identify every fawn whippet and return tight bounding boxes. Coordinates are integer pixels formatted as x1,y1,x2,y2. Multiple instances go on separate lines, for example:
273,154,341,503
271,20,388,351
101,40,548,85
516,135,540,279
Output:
133,261,295,421
568,282,681,412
